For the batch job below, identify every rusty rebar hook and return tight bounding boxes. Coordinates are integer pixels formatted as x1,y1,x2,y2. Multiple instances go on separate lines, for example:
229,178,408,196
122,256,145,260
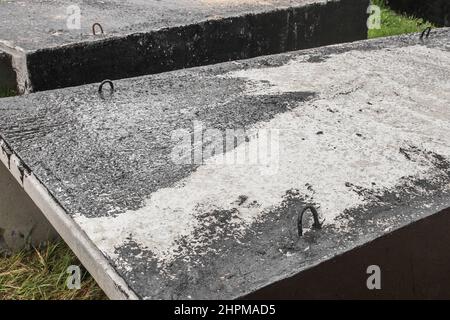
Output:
420,27,432,41
98,80,114,99
298,206,323,237
92,22,104,35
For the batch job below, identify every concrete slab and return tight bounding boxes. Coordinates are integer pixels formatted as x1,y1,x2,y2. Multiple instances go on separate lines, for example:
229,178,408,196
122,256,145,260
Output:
388,0,450,27
0,28,449,299
0,0,369,93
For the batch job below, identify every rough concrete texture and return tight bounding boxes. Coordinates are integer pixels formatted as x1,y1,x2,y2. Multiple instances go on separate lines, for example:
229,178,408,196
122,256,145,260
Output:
0,28,449,299
0,0,369,92
0,163,59,254
388,0,450,27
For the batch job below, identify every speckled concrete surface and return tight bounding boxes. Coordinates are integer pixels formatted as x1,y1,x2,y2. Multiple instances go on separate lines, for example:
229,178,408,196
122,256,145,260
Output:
0,28,449,299
0,0,369,92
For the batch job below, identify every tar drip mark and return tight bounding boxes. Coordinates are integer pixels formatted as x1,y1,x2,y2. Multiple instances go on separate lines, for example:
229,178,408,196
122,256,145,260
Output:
306,55,329,63
17,162,31,184
237,195,248,206
0,140,13,169
400,146,415,160
113,282,137,300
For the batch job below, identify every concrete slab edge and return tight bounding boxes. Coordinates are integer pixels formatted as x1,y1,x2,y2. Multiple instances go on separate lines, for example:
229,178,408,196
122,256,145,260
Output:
0,42,31,93
242,206,450,299
18,0,369,92
239,202,449,298
0,137,138,300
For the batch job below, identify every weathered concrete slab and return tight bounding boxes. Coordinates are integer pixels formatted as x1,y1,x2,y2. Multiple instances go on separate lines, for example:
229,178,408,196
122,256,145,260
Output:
388,0,450,27
0,0,369,93
0,28,449,299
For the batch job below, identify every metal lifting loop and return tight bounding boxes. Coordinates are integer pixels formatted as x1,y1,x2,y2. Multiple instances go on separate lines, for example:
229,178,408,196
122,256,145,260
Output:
420,27,432,41
92,23,104,35
298,206,323,237
98,80,114,98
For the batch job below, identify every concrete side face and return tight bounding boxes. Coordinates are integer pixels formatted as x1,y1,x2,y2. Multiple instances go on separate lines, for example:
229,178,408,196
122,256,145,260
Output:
10,0,369,92
0,29,449,299
0,52,17,93
0,0,356,50
0,160,58,254
388,0,450,27
245,206,450,299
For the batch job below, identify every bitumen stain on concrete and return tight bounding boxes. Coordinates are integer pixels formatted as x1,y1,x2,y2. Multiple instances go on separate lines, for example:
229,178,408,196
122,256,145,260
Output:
0,0,369,92
0,28,450,299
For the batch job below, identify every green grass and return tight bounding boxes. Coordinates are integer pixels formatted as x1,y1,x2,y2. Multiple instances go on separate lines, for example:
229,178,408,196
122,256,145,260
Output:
1,89,106,300
369,0,435,39
0,1,436,300
2,81,107,300
0,87,16,98
0,242,106,300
